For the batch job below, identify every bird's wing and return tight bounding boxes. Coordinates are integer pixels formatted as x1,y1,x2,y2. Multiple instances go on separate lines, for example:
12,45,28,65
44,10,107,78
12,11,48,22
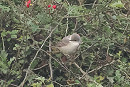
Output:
56,35,71,47
56,41,68,47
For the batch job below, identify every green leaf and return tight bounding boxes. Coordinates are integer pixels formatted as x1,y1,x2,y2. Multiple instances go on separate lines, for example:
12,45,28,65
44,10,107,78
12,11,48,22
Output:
55,0,62,3
7,79,14,86
114,84,120,87
13,17,20,23
96,76,104,83
117,51,122,58
87,83,96,87
115,70,121,77
31,82,42,87
30,59,39,69
31,23,39,33
7,38,11,41
0,4,10,12
36,12,51,25
112,15,117,20
115,70,121,81
46,83,54,87
107,77,114,83
68,5,85,16
75,80,80,84
11,35,17,38
110,1,124,8
11,30,19,34
8,57,15,66
0,61,8,74
1,30,7,37
35,77,45,83
0,50,8,59
121,57,127,63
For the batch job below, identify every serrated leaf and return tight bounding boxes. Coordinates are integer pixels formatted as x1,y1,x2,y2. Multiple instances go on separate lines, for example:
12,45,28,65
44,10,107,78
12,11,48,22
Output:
107,76,114,83
31,82,42,87
11,35,17,38
1,30,7,37
46,83,54,87
11,30,19,34
30,59,39,69
110,1,124,8
0,50,8,59
99,76,104,81
31,24,39,33
0,4,10,12
117,51,122,57
8,57,15,66
55,0,62,3
75,80,80,84
35,77,45,83
115,70,121,77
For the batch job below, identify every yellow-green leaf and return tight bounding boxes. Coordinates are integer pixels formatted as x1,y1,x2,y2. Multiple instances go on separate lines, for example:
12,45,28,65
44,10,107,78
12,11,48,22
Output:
46,83,54,87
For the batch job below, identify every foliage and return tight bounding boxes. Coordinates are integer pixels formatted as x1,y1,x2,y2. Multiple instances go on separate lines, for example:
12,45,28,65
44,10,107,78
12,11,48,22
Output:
0,0,130,87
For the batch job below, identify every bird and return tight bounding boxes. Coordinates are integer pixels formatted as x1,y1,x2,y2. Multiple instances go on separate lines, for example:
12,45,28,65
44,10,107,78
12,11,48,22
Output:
56,33,81,56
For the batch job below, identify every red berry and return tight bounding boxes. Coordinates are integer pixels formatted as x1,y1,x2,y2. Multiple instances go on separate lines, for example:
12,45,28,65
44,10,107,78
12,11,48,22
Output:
26,4,30,8
52,5,56,9
28,0,31,3
25,0,31,8
25,2,30,8
48,5,51,8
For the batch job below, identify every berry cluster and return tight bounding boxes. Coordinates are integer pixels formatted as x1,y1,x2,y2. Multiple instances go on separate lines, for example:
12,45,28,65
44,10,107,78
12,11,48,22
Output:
25,0,31,8
48,5,57,9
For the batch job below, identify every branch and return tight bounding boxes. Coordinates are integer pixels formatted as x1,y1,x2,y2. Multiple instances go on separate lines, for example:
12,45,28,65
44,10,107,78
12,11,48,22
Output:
49,26,53,80
73,62,103,87
18,17,64,87
0,79,18,87
80,60,116,79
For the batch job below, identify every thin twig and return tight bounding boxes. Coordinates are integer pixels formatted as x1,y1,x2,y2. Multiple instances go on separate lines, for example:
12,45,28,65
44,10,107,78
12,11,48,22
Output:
65,16,69,36
73,18,78,32
65,0,70,6
92,0,98,8
87,62,93,72
107,45,109,55
33,63,48,71
0,79,18,87
73,62,103,87
88,60,115,74
1,36,5,51
80,60,115,80
74,42,96,60
74,62,85,74
77,0,82,5
53,80,80,87
64,14,88,18
123,23,129,34
41,49,74,74
49,26,53,80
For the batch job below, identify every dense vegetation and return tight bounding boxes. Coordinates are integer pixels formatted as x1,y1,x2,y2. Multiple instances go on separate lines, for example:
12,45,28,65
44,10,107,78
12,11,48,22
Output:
0,0,130,87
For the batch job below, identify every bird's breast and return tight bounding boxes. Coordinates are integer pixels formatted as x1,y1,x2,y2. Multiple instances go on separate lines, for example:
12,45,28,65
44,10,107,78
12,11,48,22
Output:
58,41,79,55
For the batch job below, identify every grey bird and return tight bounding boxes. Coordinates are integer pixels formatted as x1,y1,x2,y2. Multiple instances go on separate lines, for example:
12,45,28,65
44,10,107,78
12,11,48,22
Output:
56,33,81,55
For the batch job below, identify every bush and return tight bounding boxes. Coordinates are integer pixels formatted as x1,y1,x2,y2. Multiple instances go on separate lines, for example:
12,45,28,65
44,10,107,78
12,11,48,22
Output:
0,0,129,87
